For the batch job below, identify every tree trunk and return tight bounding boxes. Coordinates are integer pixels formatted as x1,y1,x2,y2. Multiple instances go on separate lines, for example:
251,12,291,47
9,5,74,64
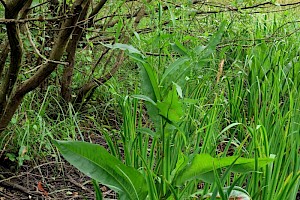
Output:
0,0,91,133
0,41,10,76
61,1,90,102
0,0,28,117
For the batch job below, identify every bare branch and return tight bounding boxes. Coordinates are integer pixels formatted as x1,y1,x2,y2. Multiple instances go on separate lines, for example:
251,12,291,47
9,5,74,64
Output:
89,0,108,19
194,1,300,15
61,0,91,101
24,22,68,65
18,0,90,96
74,1,150,104
0,0,30,116
75,50,125,104
0,0,91,132
0,14,75,24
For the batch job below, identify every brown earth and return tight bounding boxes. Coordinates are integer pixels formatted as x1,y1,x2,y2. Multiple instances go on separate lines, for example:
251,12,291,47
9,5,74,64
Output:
0,132,116,200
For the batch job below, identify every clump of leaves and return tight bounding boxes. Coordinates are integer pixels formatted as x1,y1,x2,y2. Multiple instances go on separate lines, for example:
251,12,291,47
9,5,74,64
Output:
54,22,274,199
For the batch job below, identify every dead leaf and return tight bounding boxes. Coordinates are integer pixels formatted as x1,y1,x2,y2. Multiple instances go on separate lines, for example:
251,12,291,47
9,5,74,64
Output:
37,181,48,197
216,59,225,83
19,146,27,157
101,186,107,192
72,192,79,197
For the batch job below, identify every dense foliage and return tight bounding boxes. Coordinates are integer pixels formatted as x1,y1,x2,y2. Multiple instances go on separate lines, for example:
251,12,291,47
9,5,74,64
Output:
0,0,299,199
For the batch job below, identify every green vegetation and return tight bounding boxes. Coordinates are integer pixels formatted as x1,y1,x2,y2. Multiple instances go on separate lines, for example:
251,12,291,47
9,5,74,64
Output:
1,0,299,199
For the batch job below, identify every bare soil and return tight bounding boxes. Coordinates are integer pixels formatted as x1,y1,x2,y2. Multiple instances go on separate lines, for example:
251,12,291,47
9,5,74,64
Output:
0,132,116,200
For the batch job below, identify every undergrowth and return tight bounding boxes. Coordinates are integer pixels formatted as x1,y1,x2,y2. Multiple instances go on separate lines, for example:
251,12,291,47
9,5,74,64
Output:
0,1,299,199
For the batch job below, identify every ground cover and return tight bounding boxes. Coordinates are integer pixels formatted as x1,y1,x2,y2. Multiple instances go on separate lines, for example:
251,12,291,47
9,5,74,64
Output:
0,0,299,199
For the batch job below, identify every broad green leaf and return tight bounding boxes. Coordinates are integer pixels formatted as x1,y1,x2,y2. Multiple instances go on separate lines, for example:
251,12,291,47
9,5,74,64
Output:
157,85,183,122
166,3,176,26
137,127,159,138
53,140,148,200
171,153,189,182
216,123,242,139
175,154,274,186
102,43,144,56
132,94,157,106
194,21,226,58
173,82,183,98
140,62,160,101
133,31,141,41
138,62,161,132
204,186,251,200
193,45,206,55
160,56,190,85
130,58,159,102
128,53,146,64
171,41,189,56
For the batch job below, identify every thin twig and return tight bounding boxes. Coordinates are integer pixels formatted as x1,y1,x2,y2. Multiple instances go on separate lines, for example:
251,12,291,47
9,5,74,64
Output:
0,190,13,199
0,14,75,24
0,174,42,197
0,161,64,183
66,174,93,194
28,1,48,10
24,22,68,65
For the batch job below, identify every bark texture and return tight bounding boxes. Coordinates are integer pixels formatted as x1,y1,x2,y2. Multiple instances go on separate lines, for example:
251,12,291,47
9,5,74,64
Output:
0,41,10,76
0,0,28,117
61,0,91,102
0,0,91,133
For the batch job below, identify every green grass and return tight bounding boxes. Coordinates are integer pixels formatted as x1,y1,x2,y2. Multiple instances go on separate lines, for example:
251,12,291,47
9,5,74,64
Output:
1,1,299,199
